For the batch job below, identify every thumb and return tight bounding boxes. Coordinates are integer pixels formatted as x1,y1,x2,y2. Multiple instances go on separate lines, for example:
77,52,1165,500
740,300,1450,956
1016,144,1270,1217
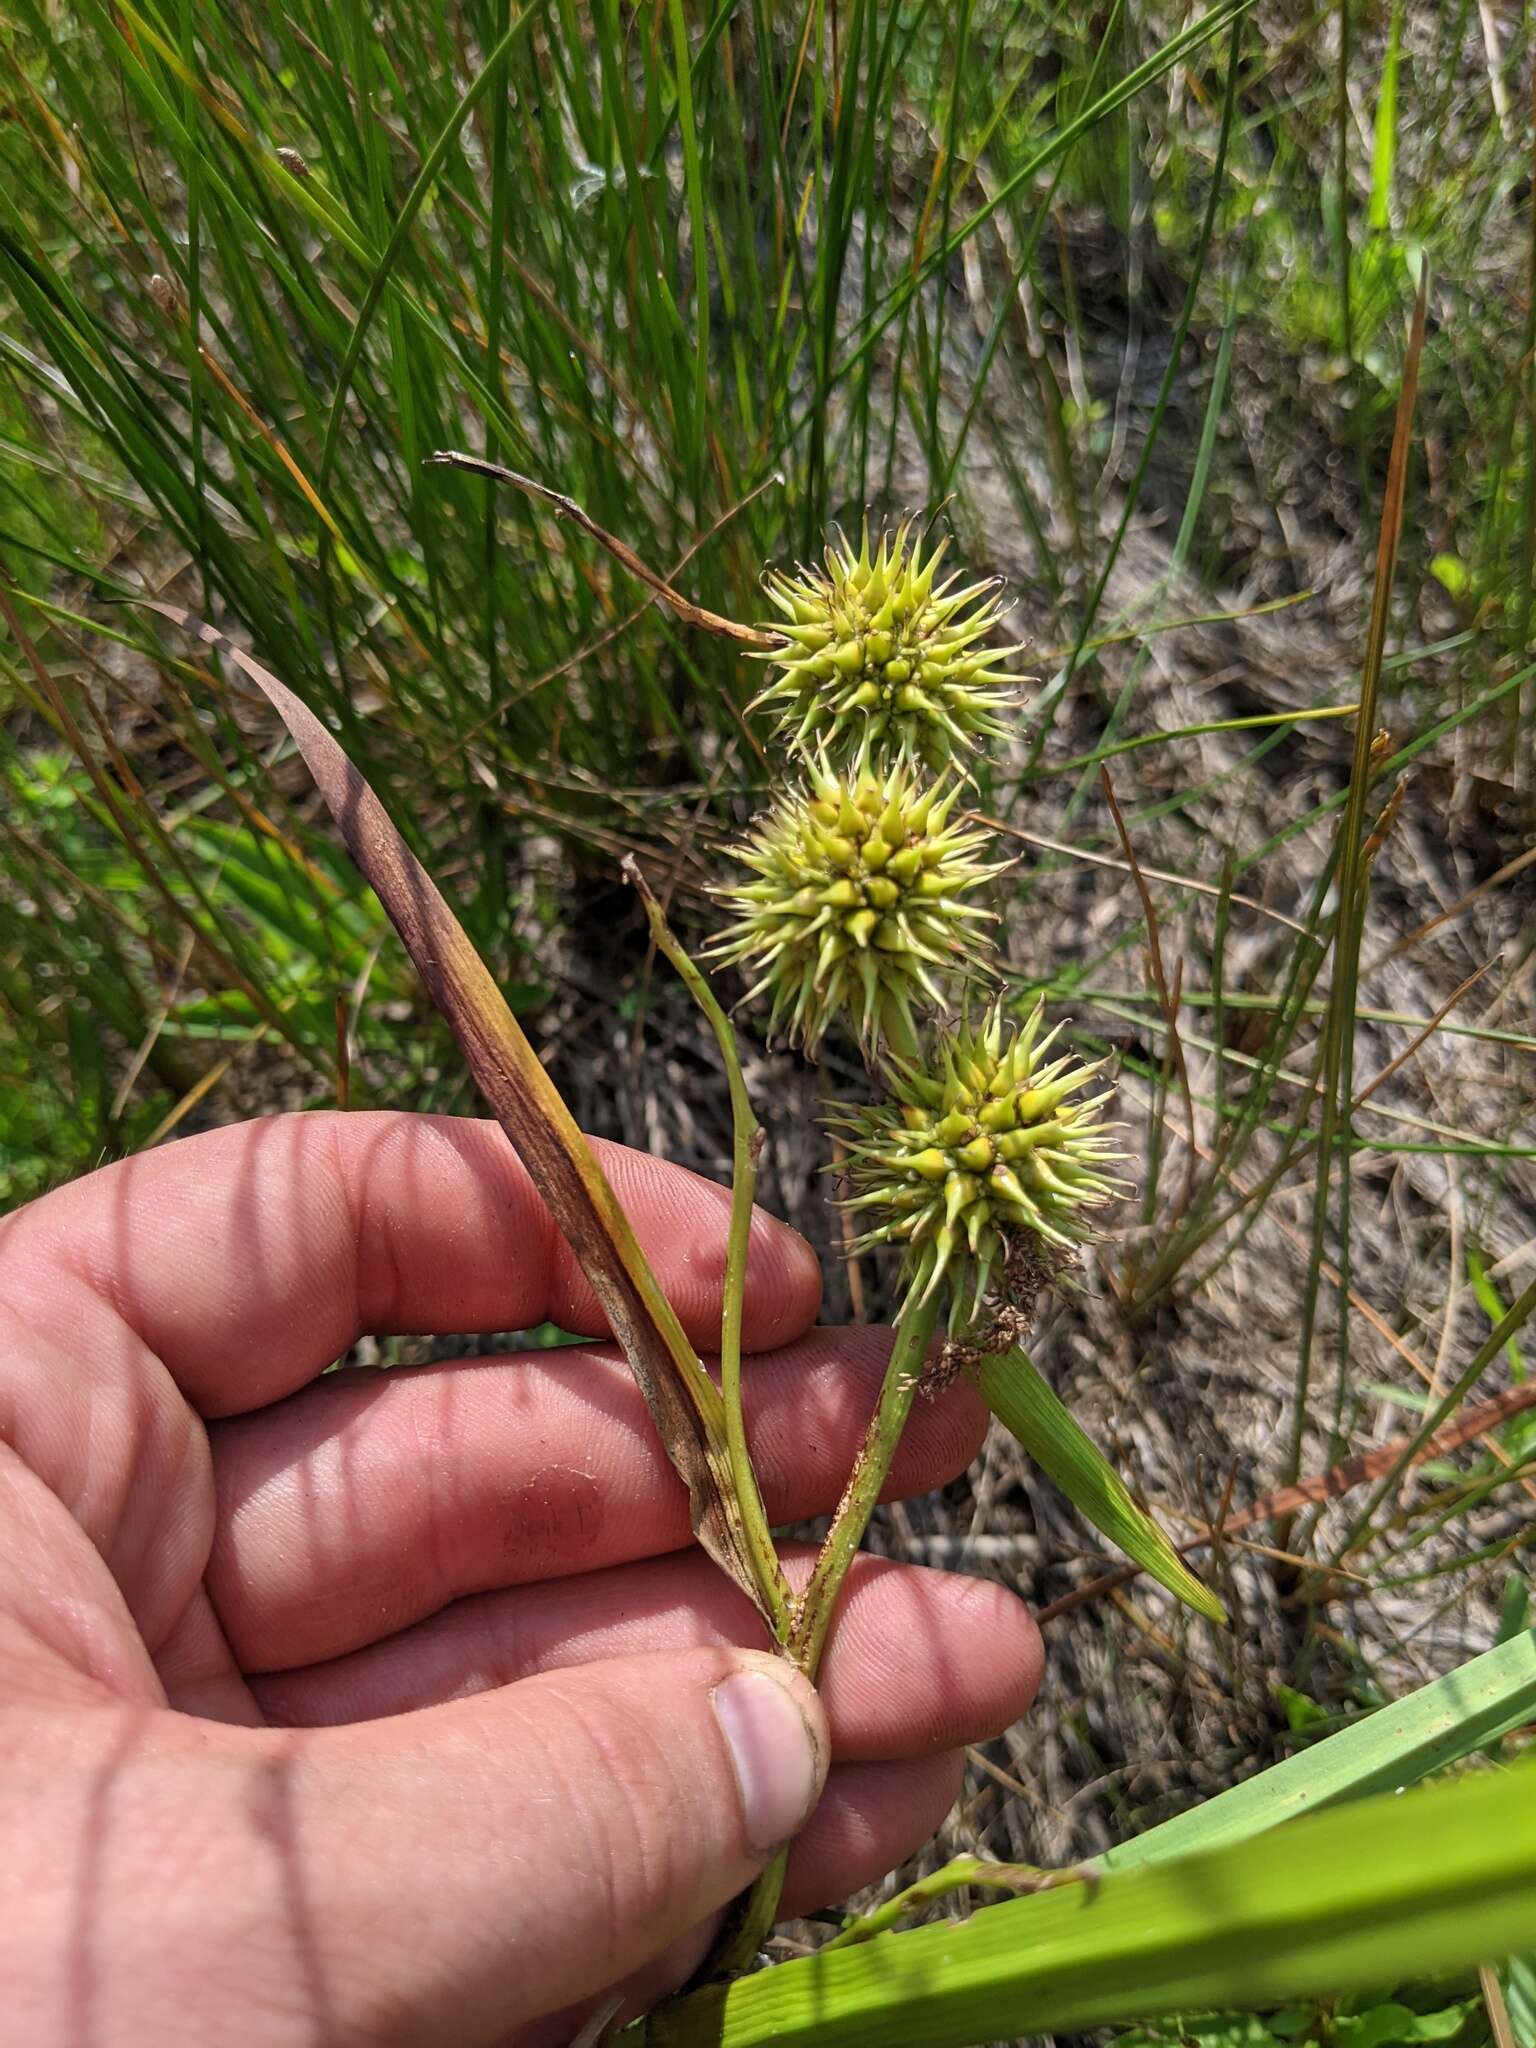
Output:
282,1645,826,2040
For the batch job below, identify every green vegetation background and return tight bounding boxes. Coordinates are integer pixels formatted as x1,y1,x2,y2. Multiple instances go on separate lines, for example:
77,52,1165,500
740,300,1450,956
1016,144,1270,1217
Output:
2,0,1530,1198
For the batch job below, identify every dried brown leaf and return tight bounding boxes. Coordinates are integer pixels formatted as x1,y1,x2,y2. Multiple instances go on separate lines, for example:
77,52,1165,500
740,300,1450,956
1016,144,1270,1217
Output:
136,602,769,1618
426,452,778,648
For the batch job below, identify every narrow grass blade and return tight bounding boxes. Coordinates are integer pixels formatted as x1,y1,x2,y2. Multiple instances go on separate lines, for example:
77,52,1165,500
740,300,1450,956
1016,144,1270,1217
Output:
977,1344,1227,1624
1102,1623,1536,1871
316,3,541,492
634,1762,1536,2047
625,854,790,1638
1289,264,1430,1489
1368,0,1406,233
134,601,774,1619
426,453,775,646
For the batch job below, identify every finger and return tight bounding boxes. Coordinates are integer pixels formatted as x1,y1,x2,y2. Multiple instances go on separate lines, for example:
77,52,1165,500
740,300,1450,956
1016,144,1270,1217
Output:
26,1651,828,2044
251,1545,1043,1764
780,1750,967,1916
0,1112,821,1415
517,1750,968,2048
208,1327,990,1669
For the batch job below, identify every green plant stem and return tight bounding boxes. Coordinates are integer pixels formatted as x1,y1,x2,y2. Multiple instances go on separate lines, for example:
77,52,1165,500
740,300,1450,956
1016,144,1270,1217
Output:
825,1855,1096,1950
790,1290,944,1673
787,989,933,1668
705,995,939,1981
705,1843,790,1984
1287,267,1428,1496
1331,1274,1536,1565
709,1291,944,1978
625,857,792,1638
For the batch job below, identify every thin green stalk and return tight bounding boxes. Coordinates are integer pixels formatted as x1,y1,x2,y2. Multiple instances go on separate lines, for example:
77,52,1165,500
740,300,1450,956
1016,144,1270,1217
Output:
1037,683,1356,779
790,1291,944,1673
625,857,792,1640
826,1856,1090,1950
710,1288,945,1980
1519,58,1536,745
315,0,540,492
707,969,936,1976
1367,0,1404,235
666,0,711,509
1337,0,1364,506
800,0,1255,428
1332,1276,1536,1565
1287,269,1427,1494
1072,983,1536,1057
634,1759,1536,2048
706,1842,790,1985
482,0,513,718
1044,7,1243,776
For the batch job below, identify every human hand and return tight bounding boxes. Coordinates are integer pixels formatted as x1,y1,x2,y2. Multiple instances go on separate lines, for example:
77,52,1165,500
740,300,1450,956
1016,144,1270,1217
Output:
0,1112,1042,2045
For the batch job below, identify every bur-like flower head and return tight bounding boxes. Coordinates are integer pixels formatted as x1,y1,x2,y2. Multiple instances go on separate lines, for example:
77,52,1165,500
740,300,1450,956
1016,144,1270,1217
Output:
710,757,1004,1054
753,523,1026,772
836,1000,1127,1334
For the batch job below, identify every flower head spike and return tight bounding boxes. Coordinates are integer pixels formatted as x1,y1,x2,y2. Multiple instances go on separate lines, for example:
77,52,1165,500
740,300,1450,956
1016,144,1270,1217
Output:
709,756,1005,1055
752,522,1028,772
835,1000,1129,1336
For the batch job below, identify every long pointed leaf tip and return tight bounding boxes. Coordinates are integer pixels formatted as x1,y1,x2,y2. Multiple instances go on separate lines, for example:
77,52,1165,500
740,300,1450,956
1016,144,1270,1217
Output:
132,600,773,1622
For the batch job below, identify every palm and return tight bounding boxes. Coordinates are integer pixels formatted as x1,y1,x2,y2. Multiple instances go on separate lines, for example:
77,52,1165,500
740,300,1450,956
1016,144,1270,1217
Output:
0,1112,1039,2045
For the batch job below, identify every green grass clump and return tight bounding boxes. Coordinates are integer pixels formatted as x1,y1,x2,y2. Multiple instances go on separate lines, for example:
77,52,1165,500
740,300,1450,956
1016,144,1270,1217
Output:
4,2,1531,1199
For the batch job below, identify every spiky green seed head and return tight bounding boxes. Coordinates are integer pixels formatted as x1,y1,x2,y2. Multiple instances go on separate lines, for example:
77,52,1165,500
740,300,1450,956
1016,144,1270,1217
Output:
751,523,1026,772
709,757,1005,1055
835,1000,1128,1334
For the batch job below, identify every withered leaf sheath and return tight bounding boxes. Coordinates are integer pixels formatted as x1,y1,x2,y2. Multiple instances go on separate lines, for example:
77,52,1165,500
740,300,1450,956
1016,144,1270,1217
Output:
833,999,1128,1335
709,755,1006,1056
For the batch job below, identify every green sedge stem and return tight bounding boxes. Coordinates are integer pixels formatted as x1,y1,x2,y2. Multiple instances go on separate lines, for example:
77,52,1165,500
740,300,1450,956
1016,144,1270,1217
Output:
712,1007,937,1977
824,1855,1095,1951
711,1290,945,1977
719,1125,790,1633
706,1844,789,1982
625,858,792,1638
779,977,933,1676
789,1289,943,1672
635,885,951,1985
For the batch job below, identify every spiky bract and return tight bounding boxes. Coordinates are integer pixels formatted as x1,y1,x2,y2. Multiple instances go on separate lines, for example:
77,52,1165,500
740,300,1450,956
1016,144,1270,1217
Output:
836,1001,1127,1333
753,524,1025,772
710,758,1003,1054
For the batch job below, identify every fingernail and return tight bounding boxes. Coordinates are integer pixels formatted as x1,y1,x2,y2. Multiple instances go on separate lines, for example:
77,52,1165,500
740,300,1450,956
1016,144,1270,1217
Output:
712,1666,822,1852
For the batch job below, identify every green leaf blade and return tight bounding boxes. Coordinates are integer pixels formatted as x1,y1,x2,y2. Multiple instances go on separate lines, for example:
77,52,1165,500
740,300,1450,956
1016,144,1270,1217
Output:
1102,1625,1536,1873
635,1762,1536,2048
976,1343,1227,1624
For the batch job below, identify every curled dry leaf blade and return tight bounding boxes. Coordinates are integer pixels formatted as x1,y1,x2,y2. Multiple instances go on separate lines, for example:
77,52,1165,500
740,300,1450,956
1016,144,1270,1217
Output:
135,600,768,1619
426,451,778,648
